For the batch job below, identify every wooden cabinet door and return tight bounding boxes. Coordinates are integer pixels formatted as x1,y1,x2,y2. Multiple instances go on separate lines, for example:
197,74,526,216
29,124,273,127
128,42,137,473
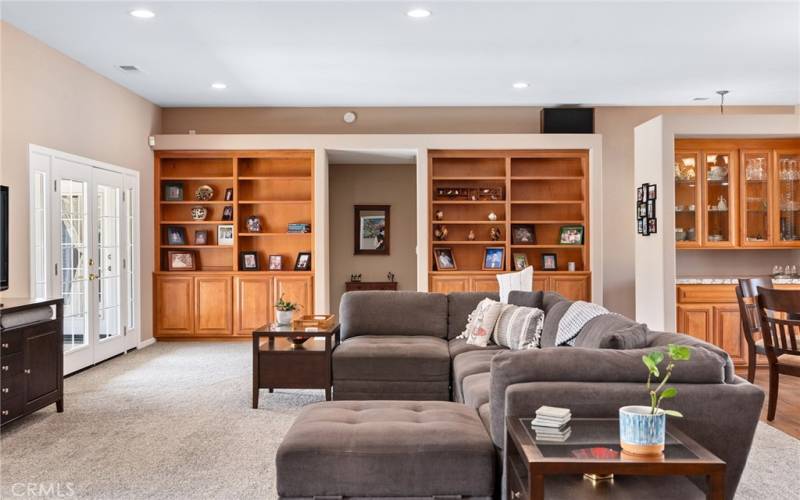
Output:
235,277,273,335
274,276,313,319
533,275,549,292
470,275,499,293
676,305,712,342
23,327,61,406
430,275,469,294
156,276,194,335
195,276,233,335
550,276,589,301
713,305,746,365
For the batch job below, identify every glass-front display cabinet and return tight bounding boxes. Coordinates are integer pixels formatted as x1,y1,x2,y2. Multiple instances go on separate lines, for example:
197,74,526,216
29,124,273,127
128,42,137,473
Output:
740,150,772,246
674,151,701,247
703,150,737,247
776,150,800,245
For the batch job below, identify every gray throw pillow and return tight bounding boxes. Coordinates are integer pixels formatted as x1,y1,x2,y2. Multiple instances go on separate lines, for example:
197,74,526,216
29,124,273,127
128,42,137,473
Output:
573,314,649,349
508,290,544,309
540,300,572,348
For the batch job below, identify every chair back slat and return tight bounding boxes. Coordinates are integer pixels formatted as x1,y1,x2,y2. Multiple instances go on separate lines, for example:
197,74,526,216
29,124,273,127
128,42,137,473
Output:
736,278,772,345
756,287,800,357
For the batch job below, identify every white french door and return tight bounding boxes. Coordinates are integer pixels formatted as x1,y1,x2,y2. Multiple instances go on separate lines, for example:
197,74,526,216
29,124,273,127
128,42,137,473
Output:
46,155,137,374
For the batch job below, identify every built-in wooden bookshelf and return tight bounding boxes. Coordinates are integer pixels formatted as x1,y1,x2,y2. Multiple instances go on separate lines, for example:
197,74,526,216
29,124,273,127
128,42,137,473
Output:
428,150,591,301
154,151,314,338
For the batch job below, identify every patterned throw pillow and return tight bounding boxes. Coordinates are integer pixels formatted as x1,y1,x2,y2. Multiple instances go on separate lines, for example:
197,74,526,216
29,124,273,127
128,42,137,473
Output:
493,305,545,350
459,298,504,347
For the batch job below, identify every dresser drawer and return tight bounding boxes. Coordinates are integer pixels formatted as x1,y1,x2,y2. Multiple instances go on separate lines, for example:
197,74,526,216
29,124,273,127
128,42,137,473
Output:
0,330,24,355
676,285,737,304
0,352,24,376
0,374,24,401
0,394,25,423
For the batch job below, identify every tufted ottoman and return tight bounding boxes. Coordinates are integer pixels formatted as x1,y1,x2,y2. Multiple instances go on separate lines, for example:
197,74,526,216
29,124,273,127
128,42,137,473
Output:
276,401,496,499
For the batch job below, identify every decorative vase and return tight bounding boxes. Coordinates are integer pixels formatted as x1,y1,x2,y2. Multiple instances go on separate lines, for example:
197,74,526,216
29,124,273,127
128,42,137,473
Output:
487,211,498,221
619,405,666,456
190,206,208,221
276,309,294,326
195,185,214,201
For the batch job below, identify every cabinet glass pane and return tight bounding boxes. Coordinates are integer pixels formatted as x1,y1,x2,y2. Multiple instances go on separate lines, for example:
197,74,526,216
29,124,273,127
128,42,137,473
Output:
743,152,770,243
778,153,800,242
705,153,732,243
674,153,698,242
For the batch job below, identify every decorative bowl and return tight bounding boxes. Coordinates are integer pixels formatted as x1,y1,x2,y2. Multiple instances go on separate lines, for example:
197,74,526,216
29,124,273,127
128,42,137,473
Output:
195,185,214,201
191,206,208,221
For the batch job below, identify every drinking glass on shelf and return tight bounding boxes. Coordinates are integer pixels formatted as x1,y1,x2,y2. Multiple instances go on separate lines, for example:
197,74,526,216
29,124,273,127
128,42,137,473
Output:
773,265,784,276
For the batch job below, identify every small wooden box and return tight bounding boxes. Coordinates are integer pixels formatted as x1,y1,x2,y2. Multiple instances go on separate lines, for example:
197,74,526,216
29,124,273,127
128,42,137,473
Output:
293,314,336,329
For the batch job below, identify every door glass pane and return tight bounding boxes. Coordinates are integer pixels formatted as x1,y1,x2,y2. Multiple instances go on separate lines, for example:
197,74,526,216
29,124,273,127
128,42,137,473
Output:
705,152,732,243
126,188,135,330
60,179,89,352
97,184,122,341
778,153,800,242
674,153,698,243
743,152,770,243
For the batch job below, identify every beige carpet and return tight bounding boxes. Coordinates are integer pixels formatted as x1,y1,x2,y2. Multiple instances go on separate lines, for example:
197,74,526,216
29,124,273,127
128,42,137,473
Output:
0,342,797,499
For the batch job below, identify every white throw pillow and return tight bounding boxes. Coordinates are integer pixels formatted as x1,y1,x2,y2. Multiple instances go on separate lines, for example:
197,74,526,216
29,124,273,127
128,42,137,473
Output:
466,299,505,347
496,266,534,303
458,298,494,339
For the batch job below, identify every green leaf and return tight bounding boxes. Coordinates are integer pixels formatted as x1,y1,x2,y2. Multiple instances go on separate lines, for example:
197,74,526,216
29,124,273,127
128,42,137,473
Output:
668,344,692,361
660,387,678,399
663,409,684,418
642,352,662,377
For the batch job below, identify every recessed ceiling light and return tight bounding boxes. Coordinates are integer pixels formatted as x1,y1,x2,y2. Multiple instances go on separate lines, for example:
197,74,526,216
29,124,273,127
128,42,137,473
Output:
407,8,431,18
692,97,709,101
211,82,227,90
512,82,529,89
129,9,155,19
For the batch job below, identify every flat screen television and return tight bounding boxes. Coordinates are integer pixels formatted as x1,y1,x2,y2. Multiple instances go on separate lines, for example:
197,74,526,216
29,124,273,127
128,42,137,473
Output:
1,185,8,291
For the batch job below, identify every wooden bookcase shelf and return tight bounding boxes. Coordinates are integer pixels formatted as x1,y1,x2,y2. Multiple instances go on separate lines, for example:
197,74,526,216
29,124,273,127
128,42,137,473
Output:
428,150,591,301
154,150,315,338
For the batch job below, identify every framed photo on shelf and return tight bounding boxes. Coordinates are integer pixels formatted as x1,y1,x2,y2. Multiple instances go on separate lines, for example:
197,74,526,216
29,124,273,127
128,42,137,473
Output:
239,251,259,271
542,253,557,271
433,247,457,271
194,230,208,245
295,252,312,271
222,205,233,221
163,182,184,201
166,226,187,245
217,224,234,246
167,250,196,271
482,247,505,271
648,218,657,234
511,224,536,245
512,253,528,271
268,255,283,271
647,183,657,200
559,225,584,245
224,188,234,201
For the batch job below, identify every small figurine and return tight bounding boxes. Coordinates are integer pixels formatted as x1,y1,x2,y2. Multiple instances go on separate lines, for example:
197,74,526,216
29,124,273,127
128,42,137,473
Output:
434,225,449,241
487,211,498,221
387,272,395,282
490,226,502,241
467,229,476,241
350,273,362,282
435,210,444,220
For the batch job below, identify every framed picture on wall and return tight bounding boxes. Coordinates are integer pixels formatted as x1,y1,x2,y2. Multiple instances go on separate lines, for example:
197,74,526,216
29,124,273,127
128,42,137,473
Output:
354,205,390,255
637,186,644,203
647,183,657,200
647,199,656,219
648,218,657,234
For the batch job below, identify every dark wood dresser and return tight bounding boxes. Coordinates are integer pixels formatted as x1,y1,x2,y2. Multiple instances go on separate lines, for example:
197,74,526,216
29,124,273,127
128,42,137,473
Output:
345,281,398,292
1,297,64,427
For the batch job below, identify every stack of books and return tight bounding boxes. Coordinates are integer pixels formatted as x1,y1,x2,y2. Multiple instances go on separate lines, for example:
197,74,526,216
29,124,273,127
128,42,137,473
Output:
531,406,572,442
288,223,311,233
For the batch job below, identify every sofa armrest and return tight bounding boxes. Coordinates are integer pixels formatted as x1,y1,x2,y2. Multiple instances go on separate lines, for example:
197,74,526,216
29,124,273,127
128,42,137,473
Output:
493,379,762,500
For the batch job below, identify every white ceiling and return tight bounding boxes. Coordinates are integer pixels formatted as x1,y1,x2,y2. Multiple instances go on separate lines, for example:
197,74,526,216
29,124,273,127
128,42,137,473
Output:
2,1,798,107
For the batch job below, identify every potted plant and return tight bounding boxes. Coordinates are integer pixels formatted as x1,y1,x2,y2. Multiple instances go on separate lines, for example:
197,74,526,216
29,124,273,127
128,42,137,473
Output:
275,294,299,326
619,344,692,456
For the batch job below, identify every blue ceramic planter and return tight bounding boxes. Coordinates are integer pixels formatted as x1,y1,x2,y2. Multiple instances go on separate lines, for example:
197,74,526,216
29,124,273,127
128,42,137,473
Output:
619,405,665,456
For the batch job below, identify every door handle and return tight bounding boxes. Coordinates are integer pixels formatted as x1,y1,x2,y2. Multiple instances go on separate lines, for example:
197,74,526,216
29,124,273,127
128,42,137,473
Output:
1,388,8,394
24,369,31,375
1,365,8,371
1,343,8,349
88,273,98,281
1,410,8,416
89,257,95,267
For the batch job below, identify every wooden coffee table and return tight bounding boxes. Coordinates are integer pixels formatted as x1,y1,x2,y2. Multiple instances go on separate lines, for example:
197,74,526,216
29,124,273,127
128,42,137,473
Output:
506,417,725,500
252,322,340,408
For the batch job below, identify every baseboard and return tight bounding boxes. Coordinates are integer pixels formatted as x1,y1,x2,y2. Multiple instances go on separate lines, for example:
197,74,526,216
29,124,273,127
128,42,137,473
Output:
138,338,156,349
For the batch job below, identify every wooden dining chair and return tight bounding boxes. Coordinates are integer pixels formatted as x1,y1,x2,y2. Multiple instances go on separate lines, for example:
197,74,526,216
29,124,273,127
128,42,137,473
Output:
755,287,800,421
735,277,774,383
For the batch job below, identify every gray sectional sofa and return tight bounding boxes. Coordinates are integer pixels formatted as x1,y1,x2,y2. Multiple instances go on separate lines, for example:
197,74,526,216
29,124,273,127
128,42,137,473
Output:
280,290,764,500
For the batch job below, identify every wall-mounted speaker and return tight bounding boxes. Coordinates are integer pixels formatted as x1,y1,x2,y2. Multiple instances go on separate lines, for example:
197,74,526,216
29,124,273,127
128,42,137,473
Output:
540,108,595,134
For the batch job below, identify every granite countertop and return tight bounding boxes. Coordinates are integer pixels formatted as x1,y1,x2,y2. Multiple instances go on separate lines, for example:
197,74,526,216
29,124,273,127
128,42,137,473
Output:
676,277,800,285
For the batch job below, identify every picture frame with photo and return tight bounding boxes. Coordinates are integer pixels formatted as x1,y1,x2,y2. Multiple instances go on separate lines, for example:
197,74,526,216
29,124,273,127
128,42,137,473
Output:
224,188,234,201
217,224,234,246
637,186,644,203
559,225,584,245
433,247,457,271
166,226,187,245
511,224,536,245
638,202,647,218
222,205,234,221
648,218,657,234
642,218,650,236
354,205,390,255
294,252,312,271
647,199,656,219
512,252,528,271
482,246,505,271
542,253,557,271
637,218,644,235
647,183,657,200
268,255,283,271
239,251,259,271
163,182,184,201
167,250,196,271
194,230,209,245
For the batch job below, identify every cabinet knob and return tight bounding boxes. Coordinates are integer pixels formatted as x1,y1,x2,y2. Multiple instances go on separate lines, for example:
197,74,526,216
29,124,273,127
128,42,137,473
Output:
1,410,8,416
1,365,7,371
511,491,521,499
1,388,8,393
24,369,31,375
1,343,8,349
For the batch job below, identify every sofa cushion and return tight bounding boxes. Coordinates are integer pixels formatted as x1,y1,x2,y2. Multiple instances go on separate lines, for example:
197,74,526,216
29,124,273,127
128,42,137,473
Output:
449,337,506,360
332,380,450,401
542,291,568,314
508,290,544,309
540,299,572,348
332,335,450,382
447,292,499,339
339,291,448,340
463,372,491,409
647,331,736,383
452,350,502,403
478,402,492,433
574,314,650,349
276,401,495,498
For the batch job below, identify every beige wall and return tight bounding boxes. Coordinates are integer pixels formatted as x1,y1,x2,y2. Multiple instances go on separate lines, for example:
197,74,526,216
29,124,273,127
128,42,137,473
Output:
328,164,417,314
0,22,161,340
